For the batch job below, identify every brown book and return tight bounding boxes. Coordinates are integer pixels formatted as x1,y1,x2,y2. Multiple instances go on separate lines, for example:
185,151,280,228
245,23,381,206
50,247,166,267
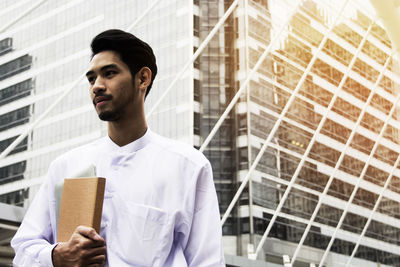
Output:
57,177,106,242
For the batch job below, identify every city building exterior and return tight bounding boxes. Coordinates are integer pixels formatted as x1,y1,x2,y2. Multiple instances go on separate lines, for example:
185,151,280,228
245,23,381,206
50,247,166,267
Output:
0,0,400,266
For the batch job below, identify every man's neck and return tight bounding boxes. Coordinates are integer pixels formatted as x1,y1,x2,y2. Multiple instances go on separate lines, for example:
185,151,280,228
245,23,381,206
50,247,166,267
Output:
107,117,147,147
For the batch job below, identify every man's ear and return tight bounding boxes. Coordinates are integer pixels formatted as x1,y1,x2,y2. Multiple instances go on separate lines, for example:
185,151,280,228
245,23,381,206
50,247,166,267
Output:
137,67,152,92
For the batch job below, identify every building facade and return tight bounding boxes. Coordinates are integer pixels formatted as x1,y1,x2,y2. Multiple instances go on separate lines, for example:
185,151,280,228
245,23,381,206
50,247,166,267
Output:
221,0,400,266
0,0,399,266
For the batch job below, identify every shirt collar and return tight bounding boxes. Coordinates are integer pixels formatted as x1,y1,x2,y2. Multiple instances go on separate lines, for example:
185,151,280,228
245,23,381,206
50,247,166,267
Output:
104,128,152,154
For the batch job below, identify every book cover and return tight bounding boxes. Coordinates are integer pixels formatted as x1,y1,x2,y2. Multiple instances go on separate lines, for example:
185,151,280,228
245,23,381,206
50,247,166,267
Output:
57,177,106,242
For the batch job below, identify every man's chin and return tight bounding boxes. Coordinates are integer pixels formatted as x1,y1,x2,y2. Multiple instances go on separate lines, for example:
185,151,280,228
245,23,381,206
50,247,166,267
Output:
98,111,119,121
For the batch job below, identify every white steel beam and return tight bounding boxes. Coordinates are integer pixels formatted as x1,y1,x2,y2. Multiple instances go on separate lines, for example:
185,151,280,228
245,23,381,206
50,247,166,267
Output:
0,15,104,67
370,0,400,56
247,0,351,260
0,0,161,161
319,59,400,266
0,0,48,33
346,69,400,265
0,0,33,17
125,0,161,32
242,0,255,244
200,0,303,154
248,164,400,231
217,0,304,228
0,177,45,196
146,0,240,119
0,0,85,42
291,20,385,263
295,5,400,101
252,204,400,256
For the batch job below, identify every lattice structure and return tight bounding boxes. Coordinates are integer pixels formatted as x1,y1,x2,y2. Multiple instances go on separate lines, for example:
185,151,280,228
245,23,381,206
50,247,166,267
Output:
1,1,400,266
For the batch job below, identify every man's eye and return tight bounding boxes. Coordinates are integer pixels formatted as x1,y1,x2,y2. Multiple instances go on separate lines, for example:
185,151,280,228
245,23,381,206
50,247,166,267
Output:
105,70,116,77
87,77,95,84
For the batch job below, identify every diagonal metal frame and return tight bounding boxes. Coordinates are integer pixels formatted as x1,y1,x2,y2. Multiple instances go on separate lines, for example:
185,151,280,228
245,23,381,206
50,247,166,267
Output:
290,19,378,264
319,63,400,266
199,0,300,152
2,2,399,265
247,0,351,259
215,0,304,228
0,0,48,33
345,56,400,266
0,0,238,192
322,80,400,266
146,0,240,118
0,0,237,160
0,0,162,161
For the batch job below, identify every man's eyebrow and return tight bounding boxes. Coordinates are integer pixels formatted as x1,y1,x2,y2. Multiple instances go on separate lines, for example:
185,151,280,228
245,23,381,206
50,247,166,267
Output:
85,64,119,77
85,70,94,77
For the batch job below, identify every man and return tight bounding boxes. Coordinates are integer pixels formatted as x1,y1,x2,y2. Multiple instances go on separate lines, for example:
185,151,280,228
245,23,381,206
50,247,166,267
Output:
12,29,225,266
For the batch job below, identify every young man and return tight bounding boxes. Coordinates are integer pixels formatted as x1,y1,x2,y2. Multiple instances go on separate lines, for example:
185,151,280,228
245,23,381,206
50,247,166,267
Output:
11,29,225,266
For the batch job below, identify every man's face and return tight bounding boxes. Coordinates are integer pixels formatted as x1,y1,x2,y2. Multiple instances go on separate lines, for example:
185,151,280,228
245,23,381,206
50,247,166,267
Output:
86,50,138,121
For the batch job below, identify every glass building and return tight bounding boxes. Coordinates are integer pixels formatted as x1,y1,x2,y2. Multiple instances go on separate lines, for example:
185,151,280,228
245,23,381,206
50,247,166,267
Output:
1,0,400,266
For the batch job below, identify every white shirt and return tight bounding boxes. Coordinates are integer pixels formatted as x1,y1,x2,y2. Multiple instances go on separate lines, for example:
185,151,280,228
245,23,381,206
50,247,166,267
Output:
11,129,225,266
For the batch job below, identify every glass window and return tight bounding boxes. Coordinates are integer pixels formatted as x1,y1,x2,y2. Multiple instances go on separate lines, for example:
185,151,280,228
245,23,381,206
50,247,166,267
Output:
0,106,30,132
0,37,12,56
0,136,28,155
0,161,26,185
0,54,32,81
0,79,33,106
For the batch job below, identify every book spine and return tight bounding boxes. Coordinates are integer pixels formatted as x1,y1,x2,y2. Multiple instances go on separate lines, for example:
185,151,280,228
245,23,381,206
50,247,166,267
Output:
92,178,106,233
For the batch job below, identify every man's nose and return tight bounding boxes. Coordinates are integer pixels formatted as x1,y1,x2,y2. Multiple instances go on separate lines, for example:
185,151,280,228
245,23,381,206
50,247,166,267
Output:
92,77,106,94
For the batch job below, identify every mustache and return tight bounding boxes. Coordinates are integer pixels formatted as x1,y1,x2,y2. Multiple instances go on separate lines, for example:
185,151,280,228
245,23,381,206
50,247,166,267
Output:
93,94,113,105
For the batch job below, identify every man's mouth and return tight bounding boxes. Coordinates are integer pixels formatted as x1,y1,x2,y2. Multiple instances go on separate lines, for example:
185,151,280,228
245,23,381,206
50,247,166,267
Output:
94,95,112,107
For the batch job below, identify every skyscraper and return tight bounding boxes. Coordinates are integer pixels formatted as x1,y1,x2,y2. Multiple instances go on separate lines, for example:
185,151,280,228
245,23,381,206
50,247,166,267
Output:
0,0,399,266
217,0,400,265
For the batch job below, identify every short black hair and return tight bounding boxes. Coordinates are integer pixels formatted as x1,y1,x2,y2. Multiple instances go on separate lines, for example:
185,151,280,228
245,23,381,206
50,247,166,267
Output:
90,29,157,98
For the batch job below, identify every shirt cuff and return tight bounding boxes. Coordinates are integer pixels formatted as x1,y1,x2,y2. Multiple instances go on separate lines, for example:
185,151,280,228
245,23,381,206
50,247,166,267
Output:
38,243,57,267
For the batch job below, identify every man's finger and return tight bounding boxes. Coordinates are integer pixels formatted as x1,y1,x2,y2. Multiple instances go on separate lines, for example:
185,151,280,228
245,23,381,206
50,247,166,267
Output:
84,253,107,266
75,226,104,243
85,245,107,258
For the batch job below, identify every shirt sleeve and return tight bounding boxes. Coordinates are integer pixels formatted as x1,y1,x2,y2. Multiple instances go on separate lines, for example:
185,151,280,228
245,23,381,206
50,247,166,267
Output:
184,162,225,267
11,165,57,267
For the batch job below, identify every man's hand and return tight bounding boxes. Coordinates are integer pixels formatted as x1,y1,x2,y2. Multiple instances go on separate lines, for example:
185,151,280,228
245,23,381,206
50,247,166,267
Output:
52,226,106,267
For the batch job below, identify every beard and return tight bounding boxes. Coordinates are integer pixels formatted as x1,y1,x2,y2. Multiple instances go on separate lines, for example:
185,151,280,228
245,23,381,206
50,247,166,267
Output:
93,94,121,121
97,99,131,121
94,92,134,121
98,110,121,121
